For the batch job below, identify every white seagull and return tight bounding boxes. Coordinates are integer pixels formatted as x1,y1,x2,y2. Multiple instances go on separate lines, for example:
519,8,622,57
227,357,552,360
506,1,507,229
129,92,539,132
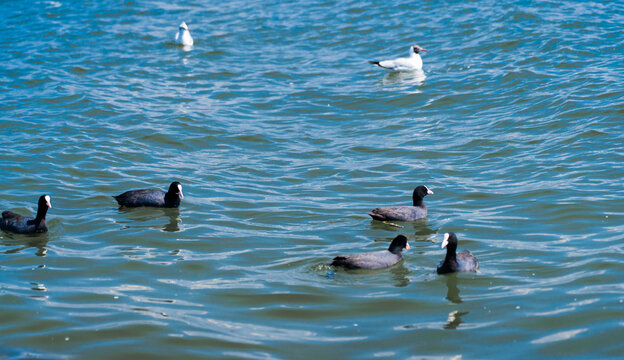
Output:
370,45,427,71
175,22,194,46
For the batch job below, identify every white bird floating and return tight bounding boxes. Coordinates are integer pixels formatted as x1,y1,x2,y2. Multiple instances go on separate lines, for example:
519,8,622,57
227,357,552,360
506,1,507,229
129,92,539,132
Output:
370,45,427,71
175,22,194,46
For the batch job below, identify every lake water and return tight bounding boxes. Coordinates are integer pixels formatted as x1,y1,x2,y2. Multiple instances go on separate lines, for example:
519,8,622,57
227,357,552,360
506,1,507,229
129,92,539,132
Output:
1,0,623,358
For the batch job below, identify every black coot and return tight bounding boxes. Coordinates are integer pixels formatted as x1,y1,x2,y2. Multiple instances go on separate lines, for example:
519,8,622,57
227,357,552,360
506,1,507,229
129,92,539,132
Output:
331,235,410,270
368,185,433,221
437,232,478,274
0,195,52,234
113,181,183,208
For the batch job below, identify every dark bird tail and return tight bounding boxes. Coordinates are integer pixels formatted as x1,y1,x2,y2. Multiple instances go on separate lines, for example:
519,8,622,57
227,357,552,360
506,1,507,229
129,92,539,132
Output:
367,211,387,221
2,210,19,220
369,61,381,67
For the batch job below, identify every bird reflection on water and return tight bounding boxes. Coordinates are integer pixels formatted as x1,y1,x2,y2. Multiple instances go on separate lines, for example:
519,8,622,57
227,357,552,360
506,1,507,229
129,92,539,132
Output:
444,310,469,330
1,233,49,257
162,208,182,233
443,274,468,330
380,70,427,89
445,274,463,304
116,207,182,232
390,262,410,287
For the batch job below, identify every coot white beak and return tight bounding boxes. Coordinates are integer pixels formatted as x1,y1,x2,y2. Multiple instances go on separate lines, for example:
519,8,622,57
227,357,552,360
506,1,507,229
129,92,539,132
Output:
441,233,449,249
426,186,434,195
406,242,411,250
45,195,52,209
178,184,184,199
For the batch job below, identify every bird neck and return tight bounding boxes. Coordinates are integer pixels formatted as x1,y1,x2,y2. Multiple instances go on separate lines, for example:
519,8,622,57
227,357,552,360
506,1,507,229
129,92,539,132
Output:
444,246,457,263
412,197,424,207
165,191,180,206
409,53,423,69
34,205,48,225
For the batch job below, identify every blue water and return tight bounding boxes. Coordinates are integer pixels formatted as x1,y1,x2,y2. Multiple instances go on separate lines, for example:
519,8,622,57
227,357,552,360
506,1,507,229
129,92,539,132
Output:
1,0,623,358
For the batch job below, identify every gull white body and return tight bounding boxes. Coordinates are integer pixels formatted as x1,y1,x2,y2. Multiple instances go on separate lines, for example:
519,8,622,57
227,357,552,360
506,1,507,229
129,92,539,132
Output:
371,45,426,71
175,22,194,46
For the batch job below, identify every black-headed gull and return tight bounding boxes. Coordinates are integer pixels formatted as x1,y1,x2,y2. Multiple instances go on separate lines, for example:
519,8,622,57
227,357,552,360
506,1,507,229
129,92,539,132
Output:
175,22,194,46
370,45,427,71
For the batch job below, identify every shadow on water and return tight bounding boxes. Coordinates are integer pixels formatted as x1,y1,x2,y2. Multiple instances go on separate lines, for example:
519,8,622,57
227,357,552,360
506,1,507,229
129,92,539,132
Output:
116,207,182,232
1,232,50,257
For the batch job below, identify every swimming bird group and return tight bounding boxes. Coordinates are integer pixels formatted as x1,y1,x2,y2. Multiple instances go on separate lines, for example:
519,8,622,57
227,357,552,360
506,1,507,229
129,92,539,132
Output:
174,22,426,74
1,182,183,233
1,182,476,275
2,25,475,275
331,185,478,273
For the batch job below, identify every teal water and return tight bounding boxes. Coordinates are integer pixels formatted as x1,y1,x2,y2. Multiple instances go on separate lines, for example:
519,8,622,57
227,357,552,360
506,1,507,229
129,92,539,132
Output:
1,0,623,358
